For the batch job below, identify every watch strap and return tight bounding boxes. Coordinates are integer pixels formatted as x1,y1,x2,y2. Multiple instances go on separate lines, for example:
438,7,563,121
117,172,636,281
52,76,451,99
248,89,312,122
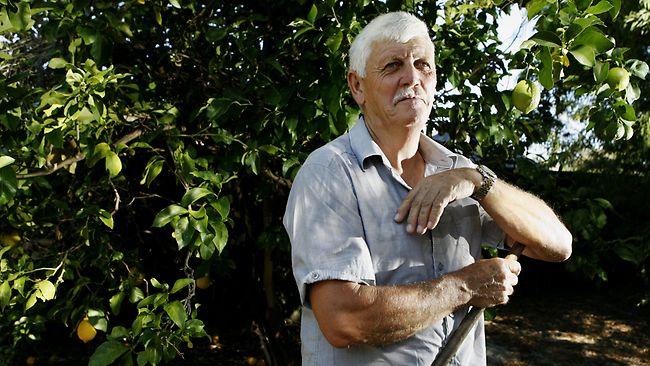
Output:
471,165,496,201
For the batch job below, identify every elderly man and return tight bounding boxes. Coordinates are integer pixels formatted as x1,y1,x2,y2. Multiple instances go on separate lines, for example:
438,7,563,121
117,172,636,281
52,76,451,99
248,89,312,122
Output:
283,11,572,365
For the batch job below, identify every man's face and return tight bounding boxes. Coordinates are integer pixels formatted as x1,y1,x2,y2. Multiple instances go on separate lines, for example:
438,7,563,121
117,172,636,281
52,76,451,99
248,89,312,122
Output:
350,36,437,130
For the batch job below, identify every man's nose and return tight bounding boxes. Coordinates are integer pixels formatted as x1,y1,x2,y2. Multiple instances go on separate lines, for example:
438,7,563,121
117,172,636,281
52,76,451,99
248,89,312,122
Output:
400,61,420,88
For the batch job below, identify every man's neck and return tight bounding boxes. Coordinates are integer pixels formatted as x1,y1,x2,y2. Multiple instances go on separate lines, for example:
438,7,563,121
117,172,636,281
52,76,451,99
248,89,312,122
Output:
364,115,425,176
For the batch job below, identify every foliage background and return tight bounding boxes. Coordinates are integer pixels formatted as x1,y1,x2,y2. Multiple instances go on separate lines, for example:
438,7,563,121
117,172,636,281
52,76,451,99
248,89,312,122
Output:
0,0,648,364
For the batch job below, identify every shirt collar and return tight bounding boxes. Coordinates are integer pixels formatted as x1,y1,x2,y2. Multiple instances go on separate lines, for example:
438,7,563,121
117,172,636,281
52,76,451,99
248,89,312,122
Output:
349,116,458,172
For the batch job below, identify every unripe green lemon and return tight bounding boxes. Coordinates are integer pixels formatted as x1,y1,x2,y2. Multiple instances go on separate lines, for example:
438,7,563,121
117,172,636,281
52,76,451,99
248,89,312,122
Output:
606,67,630,91
512,80,541,114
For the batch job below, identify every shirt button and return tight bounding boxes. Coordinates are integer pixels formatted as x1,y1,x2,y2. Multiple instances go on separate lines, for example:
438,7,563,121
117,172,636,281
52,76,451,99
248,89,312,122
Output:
312,273,319,279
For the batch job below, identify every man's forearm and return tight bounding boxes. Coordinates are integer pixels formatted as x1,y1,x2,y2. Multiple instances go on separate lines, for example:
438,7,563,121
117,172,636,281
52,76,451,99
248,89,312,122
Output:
480,179,572,261
310,254,521,348
311,274,471,347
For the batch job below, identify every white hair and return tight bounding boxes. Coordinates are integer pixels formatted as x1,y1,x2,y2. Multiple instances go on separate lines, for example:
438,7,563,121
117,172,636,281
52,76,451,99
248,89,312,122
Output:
349,12,433,77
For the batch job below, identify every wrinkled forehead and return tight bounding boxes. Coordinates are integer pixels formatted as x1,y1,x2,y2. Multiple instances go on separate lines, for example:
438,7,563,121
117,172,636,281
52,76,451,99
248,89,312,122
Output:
369,36,435,64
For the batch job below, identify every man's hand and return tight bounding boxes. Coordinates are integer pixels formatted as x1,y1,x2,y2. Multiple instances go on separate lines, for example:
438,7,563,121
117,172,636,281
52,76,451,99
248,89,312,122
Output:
394,168,479,234
452,257,521,308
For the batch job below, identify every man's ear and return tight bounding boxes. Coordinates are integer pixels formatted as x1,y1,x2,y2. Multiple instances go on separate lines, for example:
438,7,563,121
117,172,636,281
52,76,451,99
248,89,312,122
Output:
347,71,365,107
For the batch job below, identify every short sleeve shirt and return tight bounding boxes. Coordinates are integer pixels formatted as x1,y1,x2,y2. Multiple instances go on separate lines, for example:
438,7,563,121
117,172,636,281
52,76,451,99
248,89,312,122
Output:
283,118,505,366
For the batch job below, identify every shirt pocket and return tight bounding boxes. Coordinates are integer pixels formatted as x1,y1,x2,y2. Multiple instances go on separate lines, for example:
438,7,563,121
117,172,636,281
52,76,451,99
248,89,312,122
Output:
369,211,434,285
432,203,479,274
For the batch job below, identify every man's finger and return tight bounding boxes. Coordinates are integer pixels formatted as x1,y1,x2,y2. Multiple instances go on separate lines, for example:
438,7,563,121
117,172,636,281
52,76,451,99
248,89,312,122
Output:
395,189,417,222
406,198,422,234
426,198,447,230
506,272,518,287
506,259,521,276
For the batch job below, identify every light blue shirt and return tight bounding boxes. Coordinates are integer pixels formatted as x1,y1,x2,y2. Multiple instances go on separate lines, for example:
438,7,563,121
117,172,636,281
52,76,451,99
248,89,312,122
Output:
283,118,504,365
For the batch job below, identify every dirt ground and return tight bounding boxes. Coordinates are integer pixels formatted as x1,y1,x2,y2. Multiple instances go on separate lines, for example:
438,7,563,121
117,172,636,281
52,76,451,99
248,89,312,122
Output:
485,286,650,366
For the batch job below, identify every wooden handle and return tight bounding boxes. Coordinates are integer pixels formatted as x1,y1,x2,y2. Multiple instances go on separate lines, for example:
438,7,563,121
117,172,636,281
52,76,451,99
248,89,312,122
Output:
431,242,525,366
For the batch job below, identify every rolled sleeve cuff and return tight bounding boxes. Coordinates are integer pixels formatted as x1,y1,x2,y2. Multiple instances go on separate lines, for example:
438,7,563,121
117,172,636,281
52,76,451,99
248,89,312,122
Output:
298,268,376,307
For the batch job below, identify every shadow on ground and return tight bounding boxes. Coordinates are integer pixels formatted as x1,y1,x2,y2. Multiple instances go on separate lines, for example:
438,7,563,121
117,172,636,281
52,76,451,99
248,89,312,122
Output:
486,286,649,366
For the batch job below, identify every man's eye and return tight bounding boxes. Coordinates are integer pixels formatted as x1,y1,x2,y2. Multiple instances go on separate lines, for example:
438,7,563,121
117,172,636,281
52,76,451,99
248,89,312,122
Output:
416,60,431,71
385,62,400,70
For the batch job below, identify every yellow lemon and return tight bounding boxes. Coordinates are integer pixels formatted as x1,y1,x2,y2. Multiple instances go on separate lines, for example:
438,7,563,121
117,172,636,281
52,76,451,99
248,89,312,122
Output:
606,67,630,91
76,317,97,343
195,276,211,290
512,80,541,114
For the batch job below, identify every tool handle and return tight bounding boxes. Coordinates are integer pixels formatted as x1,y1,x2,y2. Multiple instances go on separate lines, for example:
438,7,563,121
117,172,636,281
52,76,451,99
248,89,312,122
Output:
431,243,525,366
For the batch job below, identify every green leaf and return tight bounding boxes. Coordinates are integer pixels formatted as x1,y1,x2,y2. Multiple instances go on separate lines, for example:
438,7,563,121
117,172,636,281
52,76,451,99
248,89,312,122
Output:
525,0,549,19
190,215,208,233
89,341,129,366
35,280,55,300
593,198,613,209
129,287,144,303
538,46,554,90
0,156,14,169
616,102,635,122
8,3,31,31
77,26,97,45
307,4,318,23
574,0,593,10
212,196,230,219
172,216,193,250
110,326,129,339
163,301,187,328
212,221,228,254
170,278,193,294
99,209,114,229
570,45,595,67
585,0,612,15
169,0,181,8
614,244,641,265
571,27,614,54
94,143,111,159
0,281,10,310
109,292,125,315
608,0,621,19
628,59,648,80
140,157,164,187
181,187,214,207
152,205,188,227
150,277,165,290
76,107,95,123
530,31,562,48
48,57,68,69
326,30,343,53
25,292,37,310
0,166,17,205
593,61,610,83
206,28,227,42
199,239,215,259
625,83,641,105
155,9,162,25
105,151,122,178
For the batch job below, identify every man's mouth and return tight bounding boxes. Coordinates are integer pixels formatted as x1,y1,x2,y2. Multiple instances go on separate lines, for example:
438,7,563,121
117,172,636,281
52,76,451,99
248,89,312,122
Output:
395,95,422,104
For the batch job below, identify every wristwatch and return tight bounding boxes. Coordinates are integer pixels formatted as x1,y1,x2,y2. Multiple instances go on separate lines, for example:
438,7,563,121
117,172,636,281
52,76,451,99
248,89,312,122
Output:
471,165,497,201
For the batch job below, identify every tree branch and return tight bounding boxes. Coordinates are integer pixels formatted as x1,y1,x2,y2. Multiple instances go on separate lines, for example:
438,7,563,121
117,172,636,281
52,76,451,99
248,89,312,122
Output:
262,169,292,189
16,128,145,180
16,152,86,179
